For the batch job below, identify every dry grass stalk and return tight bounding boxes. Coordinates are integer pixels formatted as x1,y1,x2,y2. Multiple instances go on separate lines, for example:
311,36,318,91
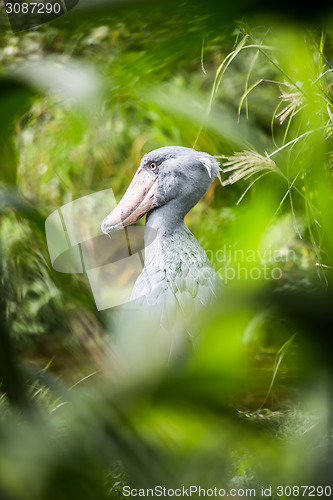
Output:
276,82,304,124
221,150,278,186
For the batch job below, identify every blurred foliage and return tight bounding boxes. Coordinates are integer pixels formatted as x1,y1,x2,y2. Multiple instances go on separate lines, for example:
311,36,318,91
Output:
1,1,333,499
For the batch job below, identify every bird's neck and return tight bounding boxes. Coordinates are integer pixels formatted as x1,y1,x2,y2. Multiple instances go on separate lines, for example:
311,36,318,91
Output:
146,202,185,235
144,204,189,269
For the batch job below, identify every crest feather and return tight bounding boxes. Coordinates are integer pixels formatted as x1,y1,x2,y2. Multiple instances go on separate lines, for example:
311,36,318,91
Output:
197,152,222,184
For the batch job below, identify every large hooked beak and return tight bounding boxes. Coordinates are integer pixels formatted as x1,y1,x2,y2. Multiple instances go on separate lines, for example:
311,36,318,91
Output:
101,168,158,234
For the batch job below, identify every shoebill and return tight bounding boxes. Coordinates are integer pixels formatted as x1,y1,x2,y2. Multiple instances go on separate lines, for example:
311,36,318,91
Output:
101,146,222,352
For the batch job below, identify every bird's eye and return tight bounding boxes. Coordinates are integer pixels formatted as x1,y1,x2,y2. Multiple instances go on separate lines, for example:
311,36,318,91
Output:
150,162,157,171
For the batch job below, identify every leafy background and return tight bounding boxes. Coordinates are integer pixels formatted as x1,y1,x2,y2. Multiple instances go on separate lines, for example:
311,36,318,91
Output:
0,1,333,499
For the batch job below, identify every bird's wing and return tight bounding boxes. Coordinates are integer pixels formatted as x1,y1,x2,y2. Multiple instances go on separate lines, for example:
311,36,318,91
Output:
130,233,222,341
167,243,222,331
